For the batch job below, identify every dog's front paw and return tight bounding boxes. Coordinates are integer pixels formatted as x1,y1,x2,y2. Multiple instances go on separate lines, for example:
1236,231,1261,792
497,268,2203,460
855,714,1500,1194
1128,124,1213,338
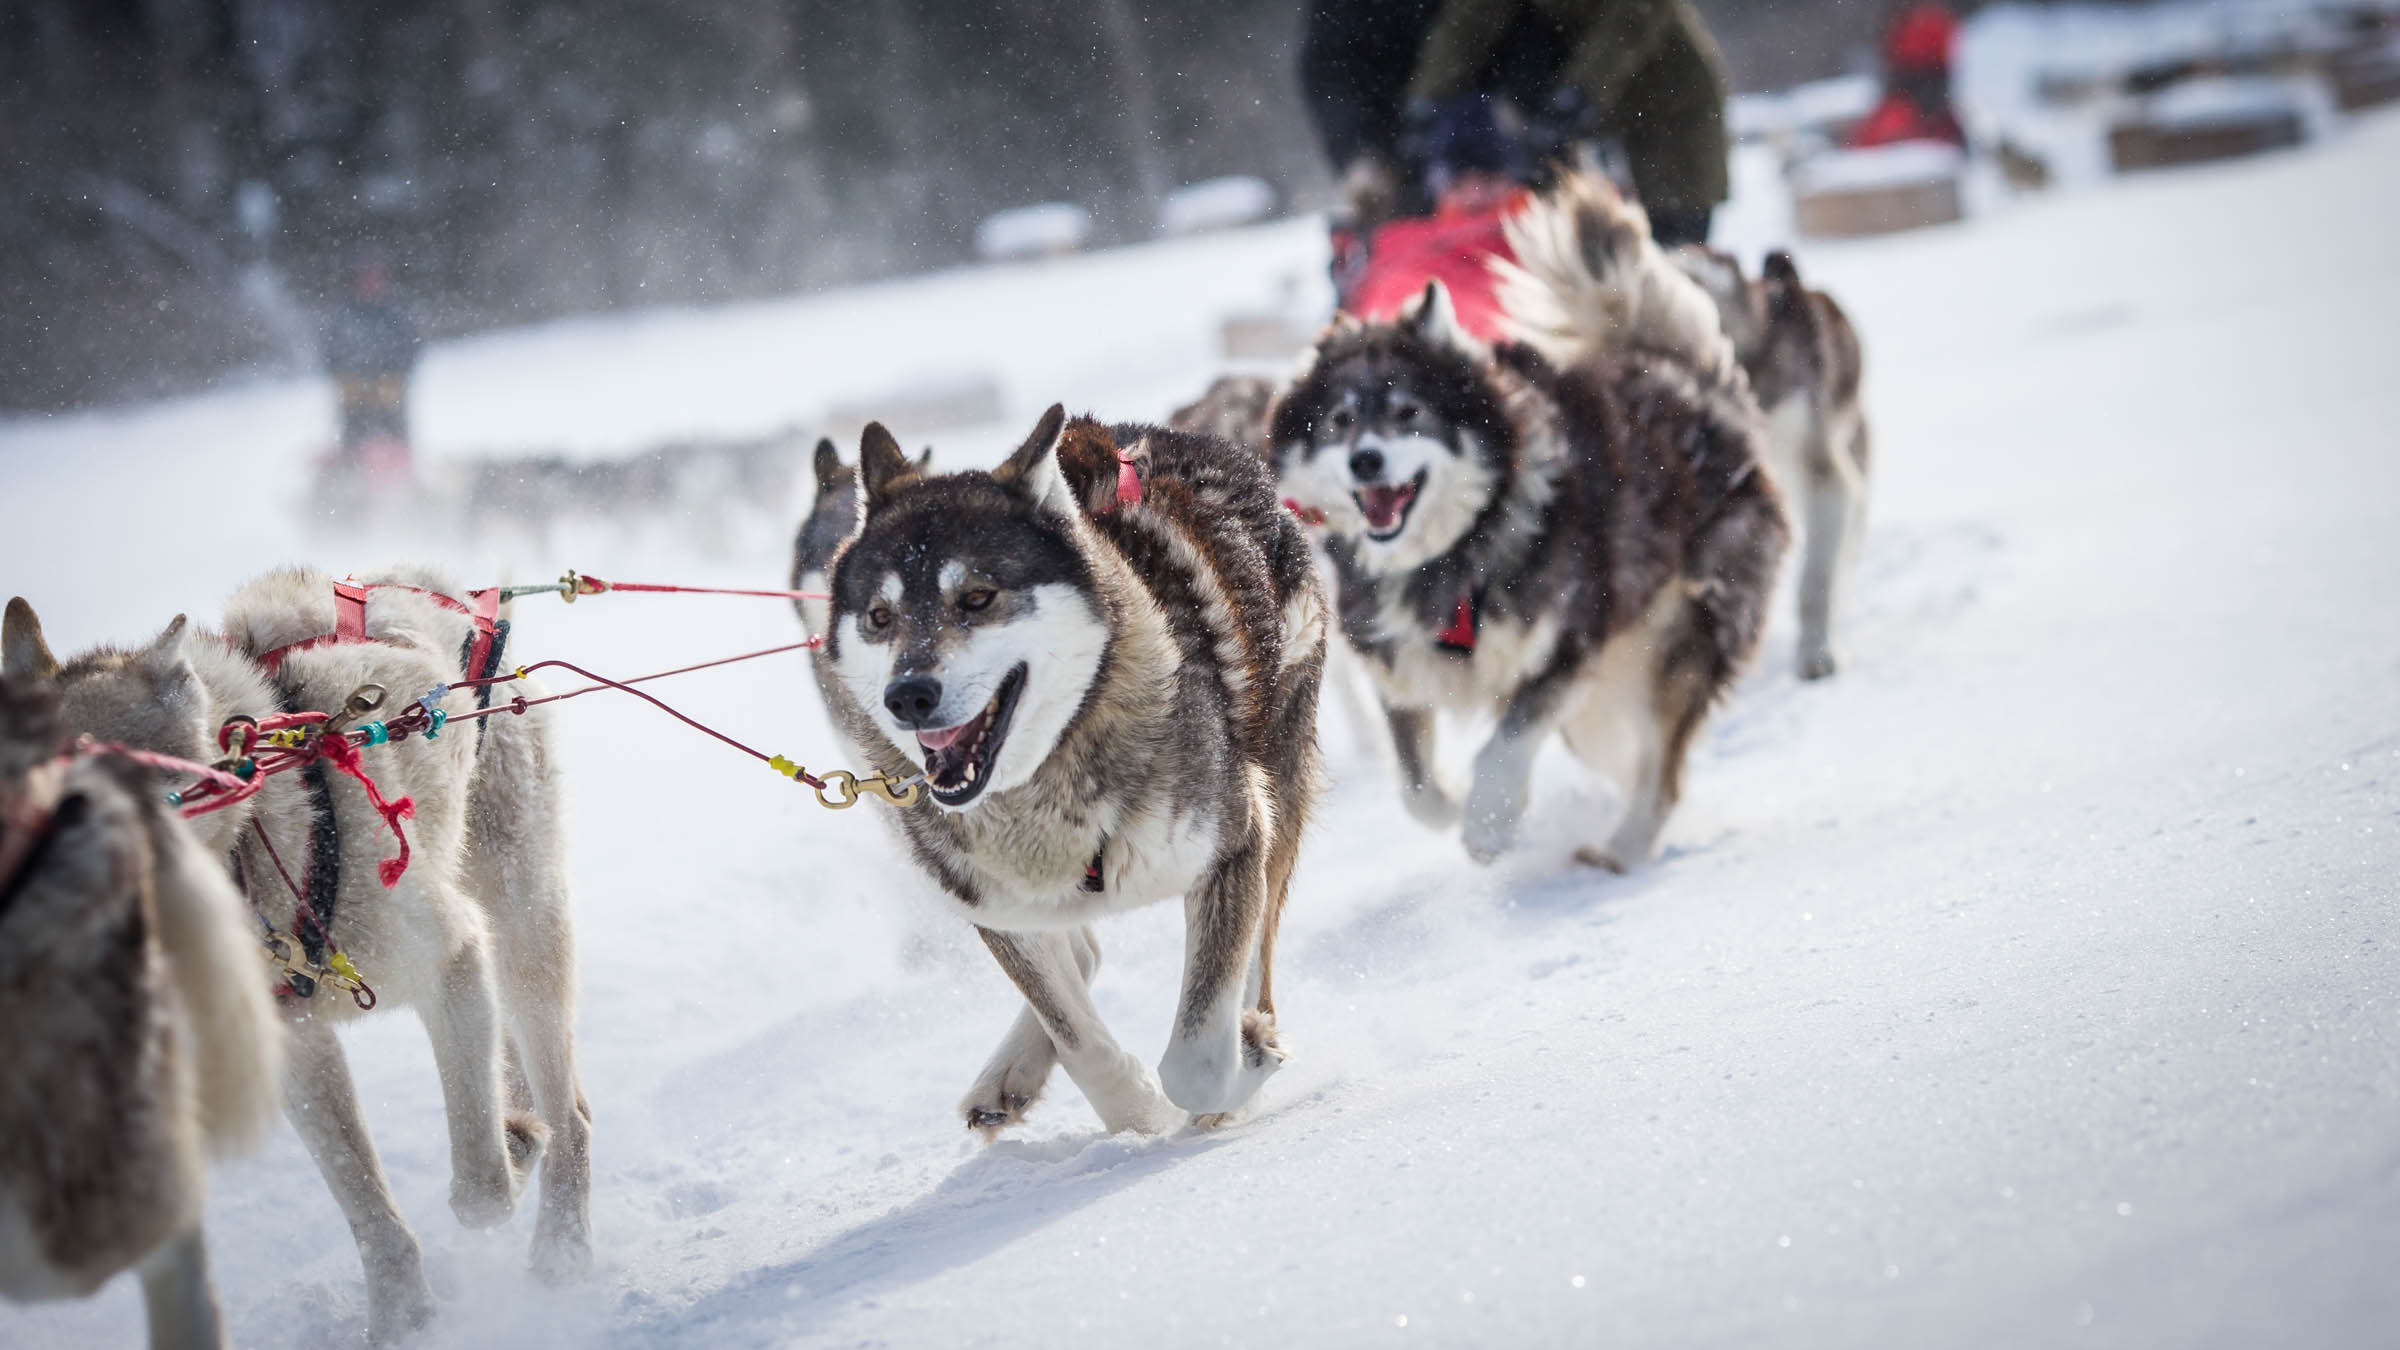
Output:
1461,800,1521,863
1798,645,1839,681
959,1081,1043,1140
1402,780,1462,829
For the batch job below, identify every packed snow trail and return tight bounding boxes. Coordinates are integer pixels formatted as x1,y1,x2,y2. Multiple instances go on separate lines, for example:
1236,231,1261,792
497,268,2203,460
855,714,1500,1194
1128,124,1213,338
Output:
5,115,2398,1350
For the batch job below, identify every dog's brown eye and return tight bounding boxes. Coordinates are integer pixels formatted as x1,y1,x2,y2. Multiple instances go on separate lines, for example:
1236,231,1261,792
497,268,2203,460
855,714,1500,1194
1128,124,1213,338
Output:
867,606,893,630
1327,407,1354,434
959,588,996,612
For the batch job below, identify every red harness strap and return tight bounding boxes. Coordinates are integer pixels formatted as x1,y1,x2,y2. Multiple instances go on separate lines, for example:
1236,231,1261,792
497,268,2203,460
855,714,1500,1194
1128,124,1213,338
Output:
1436,590,1479,652
255,579,501,680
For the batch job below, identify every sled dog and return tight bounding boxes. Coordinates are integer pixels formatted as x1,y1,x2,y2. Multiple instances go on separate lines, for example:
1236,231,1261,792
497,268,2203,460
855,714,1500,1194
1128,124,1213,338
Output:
816,406,1325,1134
0,678,281,1350
1268,170,1788,868
1672,245,1870,679
4,569,591,1343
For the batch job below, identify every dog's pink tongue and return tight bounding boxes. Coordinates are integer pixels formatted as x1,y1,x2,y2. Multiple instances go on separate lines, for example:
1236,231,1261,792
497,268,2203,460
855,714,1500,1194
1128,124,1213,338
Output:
1360,484,1414,529
916,722,972,751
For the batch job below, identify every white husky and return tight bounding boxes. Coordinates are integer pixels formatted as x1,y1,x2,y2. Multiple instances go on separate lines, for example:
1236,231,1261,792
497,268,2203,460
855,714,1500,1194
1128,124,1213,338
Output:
5,568,591,1344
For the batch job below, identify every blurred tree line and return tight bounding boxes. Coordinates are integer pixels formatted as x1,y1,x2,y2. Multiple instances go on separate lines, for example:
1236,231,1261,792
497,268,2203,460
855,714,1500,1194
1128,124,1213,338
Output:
0,0,1871,413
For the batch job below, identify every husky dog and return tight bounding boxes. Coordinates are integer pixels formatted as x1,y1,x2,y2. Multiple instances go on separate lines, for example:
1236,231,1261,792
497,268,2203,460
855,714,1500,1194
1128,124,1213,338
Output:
789,437,929,637
816,406,1325,1134
1171,374,1393,764
0,679,281,1350
1671,246,1870,679
1269,171,1788,868
4,570,591,1343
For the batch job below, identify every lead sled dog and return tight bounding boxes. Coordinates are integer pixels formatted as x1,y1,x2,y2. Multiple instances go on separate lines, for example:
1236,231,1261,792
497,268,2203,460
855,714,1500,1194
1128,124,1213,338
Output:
0,679,281,1350
813,407,1325,1134
1269,169,1790,868
3,569,591,1344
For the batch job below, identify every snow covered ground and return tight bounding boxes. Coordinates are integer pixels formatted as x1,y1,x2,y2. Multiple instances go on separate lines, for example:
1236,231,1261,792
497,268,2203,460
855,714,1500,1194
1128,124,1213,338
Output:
6,107,2399,1349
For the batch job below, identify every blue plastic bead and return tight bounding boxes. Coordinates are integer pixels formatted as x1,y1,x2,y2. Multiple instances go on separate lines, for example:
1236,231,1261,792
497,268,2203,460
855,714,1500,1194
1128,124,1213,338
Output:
363,721,389,746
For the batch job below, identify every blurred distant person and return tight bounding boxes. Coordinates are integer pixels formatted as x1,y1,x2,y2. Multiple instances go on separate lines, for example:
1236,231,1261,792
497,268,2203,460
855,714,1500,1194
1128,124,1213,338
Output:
1851,2,1966,148
1300,0,1731,246
323,255,422,485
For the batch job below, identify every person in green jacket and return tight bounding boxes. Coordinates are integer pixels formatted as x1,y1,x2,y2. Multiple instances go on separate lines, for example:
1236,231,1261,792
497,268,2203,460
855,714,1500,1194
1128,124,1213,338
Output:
1401,0,1731,245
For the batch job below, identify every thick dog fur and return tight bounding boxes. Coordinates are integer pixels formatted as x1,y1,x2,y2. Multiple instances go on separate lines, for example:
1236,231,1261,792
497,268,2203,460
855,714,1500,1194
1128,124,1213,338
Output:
4,570,592,1343
0,679,280,1350
815,406,1325,1135
1269,172,1788,868
1672,245,1871,679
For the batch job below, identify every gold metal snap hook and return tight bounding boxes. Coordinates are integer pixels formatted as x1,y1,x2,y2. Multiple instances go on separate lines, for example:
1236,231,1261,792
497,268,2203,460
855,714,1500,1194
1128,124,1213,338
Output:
813,770,862,809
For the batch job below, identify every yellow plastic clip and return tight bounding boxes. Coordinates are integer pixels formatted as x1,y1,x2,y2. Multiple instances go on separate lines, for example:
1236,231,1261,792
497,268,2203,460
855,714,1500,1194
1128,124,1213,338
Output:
768,754,803,780
326,951,365,987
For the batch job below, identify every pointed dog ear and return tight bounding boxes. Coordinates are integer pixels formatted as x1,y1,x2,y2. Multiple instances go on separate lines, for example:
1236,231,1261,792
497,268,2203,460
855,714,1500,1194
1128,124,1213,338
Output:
913,446,934,472
137,615,190,683
1403,279,1482,356
3,597,59,682
812,437,843,487
857,422,919,509
993,403,1076,516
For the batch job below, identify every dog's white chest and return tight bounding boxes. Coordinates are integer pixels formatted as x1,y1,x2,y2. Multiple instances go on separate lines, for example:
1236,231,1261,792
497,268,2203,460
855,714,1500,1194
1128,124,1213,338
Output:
1372,602,1564,711
961,802,1220,931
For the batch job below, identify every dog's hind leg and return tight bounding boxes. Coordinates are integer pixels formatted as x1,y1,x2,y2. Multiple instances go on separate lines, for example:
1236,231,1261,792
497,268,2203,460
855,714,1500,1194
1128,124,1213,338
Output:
481,858,592,1274
978,927,1183,1134
282,1016,435,1341
1795,420,1867,681
1386,705,1459,828
418,915,541,1232
467,718,593,1277
137,1227,226,1350
1159,820,1283,1116
959,926,1095,1136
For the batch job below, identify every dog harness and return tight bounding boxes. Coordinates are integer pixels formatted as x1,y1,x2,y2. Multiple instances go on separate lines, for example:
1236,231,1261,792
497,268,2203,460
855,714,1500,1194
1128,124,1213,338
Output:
242,578,506,987
1436,588,1481,653
256,579,509,690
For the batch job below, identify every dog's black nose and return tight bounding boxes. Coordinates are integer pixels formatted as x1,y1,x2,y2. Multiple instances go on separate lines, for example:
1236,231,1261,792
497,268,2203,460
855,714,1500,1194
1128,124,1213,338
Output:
1348,448,1385,482
883,674,943,728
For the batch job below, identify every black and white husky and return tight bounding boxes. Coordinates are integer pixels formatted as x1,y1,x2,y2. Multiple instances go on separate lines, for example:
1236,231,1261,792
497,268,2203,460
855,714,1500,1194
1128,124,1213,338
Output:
1671,246,1871,680
814,406,1325,1134
1269,171,1790,869
0,678,281,1350
5,570,591,1343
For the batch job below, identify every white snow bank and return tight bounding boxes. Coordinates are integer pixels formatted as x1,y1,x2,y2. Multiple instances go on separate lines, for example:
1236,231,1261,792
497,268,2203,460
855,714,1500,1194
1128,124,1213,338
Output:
972,202,1094,261
1792,141,1967,194
1158,175,1278,235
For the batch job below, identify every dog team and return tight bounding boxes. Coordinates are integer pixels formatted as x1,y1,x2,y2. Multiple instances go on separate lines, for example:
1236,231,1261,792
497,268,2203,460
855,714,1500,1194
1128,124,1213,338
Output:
1,171,1868,1347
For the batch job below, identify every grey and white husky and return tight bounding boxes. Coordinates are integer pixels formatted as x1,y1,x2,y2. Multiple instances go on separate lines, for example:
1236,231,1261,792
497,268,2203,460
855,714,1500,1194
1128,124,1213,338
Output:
1671,246,1871,680
0,678,281,1350
1269,170,1790,869
814,406,1325,1135
4,570,591,1343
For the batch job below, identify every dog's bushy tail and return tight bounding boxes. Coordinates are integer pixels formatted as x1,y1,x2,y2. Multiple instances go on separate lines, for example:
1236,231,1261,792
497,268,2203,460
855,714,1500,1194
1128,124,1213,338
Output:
146,808,283,1157
1493,170,1739,387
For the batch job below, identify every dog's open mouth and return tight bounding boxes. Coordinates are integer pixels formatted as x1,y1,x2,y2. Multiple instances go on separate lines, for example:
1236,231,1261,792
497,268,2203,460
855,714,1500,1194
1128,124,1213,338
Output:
1355,470,1426,541
914,665,1027,808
